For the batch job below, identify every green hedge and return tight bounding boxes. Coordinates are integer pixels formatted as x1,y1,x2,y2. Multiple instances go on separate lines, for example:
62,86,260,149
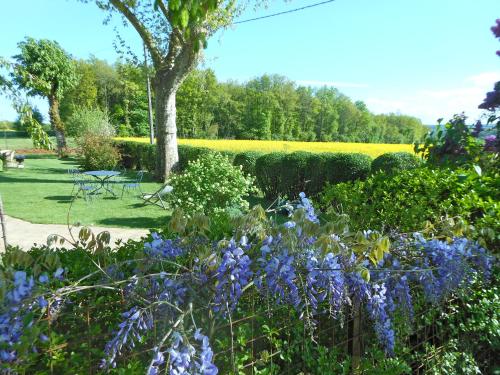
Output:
371,152,421,175
233,151,265,177
255,152,287,199
324,153,372,184
255,151,372,199
115,141,215,172
116,141,373,199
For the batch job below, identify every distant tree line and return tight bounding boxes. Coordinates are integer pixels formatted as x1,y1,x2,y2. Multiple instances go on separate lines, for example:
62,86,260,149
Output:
58,60,428,143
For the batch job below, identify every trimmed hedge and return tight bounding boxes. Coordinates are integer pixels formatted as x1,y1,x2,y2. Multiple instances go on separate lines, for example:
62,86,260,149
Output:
255,152,287,199
115,140,373,199
233,151,265,177
255,151,372,199
371,152,421,175
280,151,313,198
115,141,214,172
324,153,372,184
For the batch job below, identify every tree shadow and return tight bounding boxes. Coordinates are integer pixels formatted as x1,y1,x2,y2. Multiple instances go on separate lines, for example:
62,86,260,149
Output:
44,195,73,203
97,216,169,229
0,175,72,184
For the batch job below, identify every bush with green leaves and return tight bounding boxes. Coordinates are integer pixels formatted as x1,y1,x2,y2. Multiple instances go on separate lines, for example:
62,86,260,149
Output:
371,152,421,175
233,151,264,177
66,107,115,138
321,166,499,250
255,152,372,199
167,152,255,217
414,113,496,167
77,134,121,171
323,152,372,184
255,152,287,199
280,151,313,199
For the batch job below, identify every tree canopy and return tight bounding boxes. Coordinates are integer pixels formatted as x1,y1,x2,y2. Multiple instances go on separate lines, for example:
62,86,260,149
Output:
9,37,77,154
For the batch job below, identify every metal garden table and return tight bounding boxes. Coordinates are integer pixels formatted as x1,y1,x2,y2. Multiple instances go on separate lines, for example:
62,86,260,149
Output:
83,170,121,197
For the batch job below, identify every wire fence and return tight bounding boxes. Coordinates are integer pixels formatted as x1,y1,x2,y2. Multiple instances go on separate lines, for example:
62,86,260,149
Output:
30,275,494,375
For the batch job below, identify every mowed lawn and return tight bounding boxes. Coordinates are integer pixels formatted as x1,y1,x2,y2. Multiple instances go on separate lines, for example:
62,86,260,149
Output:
0,135,76,151
0,156,168,228
117,137,415,158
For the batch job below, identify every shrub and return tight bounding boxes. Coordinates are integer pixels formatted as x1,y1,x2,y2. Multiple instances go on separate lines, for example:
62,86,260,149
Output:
323,153,372,184
414,114,497,167
280,151,314,199
371,152,421,175
167,152,255,217
304,153,328,196
115,141,156,171
177,145,212,171
78,134,121,171
233,151,265,177
321,166,500,250
67,108,115,138
255,152,286,199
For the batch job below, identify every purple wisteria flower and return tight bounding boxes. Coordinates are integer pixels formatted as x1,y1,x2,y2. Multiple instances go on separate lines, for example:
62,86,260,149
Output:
213,239,253,314
144,233,184,258
297,192,319,224
366,283,395,355
305,251,345,316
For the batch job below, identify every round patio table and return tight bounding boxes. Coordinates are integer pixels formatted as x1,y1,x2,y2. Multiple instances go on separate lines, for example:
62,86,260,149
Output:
83,170,121,197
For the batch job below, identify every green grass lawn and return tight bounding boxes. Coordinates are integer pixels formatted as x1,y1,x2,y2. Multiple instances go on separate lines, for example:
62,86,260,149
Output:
0,135,76,151
0,156,170,229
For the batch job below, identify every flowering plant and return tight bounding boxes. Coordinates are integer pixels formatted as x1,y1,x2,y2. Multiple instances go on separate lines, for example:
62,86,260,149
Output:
1,194,493,373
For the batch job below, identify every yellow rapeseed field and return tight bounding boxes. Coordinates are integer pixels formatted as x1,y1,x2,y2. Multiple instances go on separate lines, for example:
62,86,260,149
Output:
115,137,415,158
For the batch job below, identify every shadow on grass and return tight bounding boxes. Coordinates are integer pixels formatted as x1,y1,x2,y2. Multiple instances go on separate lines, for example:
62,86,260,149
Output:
0,175,72,184
44,195,73,203
98,216,169,229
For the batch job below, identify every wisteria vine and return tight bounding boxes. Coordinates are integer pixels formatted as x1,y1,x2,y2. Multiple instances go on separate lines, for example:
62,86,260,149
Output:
0,194,494,373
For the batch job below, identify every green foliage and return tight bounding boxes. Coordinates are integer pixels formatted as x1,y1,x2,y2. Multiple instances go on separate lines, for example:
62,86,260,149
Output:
303,153,328,196
167,152,255,217
415,114,487,167
11,37,77,100
280,151,313,199
233,151,265,177
416,340,481,375
255,152,372,199
16,103,52,150
371,152,421,174
59,58,150,137
116,141,156,171
323,152,372,184
177,145,213,171
66,107,115,138
174,71,428,143
77,134,121,171
321,166,500,250
255,152,287,199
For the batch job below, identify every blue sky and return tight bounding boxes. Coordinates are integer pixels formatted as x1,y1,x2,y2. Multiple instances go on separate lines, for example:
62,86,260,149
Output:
1,0,499,124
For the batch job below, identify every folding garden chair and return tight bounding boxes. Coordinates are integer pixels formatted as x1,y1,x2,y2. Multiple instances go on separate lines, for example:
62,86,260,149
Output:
141,184,173,209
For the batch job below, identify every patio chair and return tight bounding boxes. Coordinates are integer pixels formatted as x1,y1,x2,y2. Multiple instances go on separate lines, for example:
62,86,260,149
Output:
121,170,145,198
68,168,82,196
141,184,173,209
72,174,95,202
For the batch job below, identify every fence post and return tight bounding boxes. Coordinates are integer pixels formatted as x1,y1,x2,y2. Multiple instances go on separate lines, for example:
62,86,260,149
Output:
351,299,362,375
0,193,7,251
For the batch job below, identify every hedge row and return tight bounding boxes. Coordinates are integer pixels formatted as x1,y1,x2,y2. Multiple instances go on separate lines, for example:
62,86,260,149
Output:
115,141,418,199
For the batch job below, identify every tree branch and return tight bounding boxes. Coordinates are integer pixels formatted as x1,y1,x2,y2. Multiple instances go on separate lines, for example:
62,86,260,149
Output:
109,0,163,67
155,0,170,21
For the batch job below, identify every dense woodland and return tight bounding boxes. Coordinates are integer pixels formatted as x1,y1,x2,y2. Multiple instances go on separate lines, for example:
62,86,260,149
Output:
13,58,429,143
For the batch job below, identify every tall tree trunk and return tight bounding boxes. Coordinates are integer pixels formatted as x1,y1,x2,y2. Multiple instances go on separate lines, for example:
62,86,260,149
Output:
48,95,67,157
153,39,200,181
154,72,179,182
